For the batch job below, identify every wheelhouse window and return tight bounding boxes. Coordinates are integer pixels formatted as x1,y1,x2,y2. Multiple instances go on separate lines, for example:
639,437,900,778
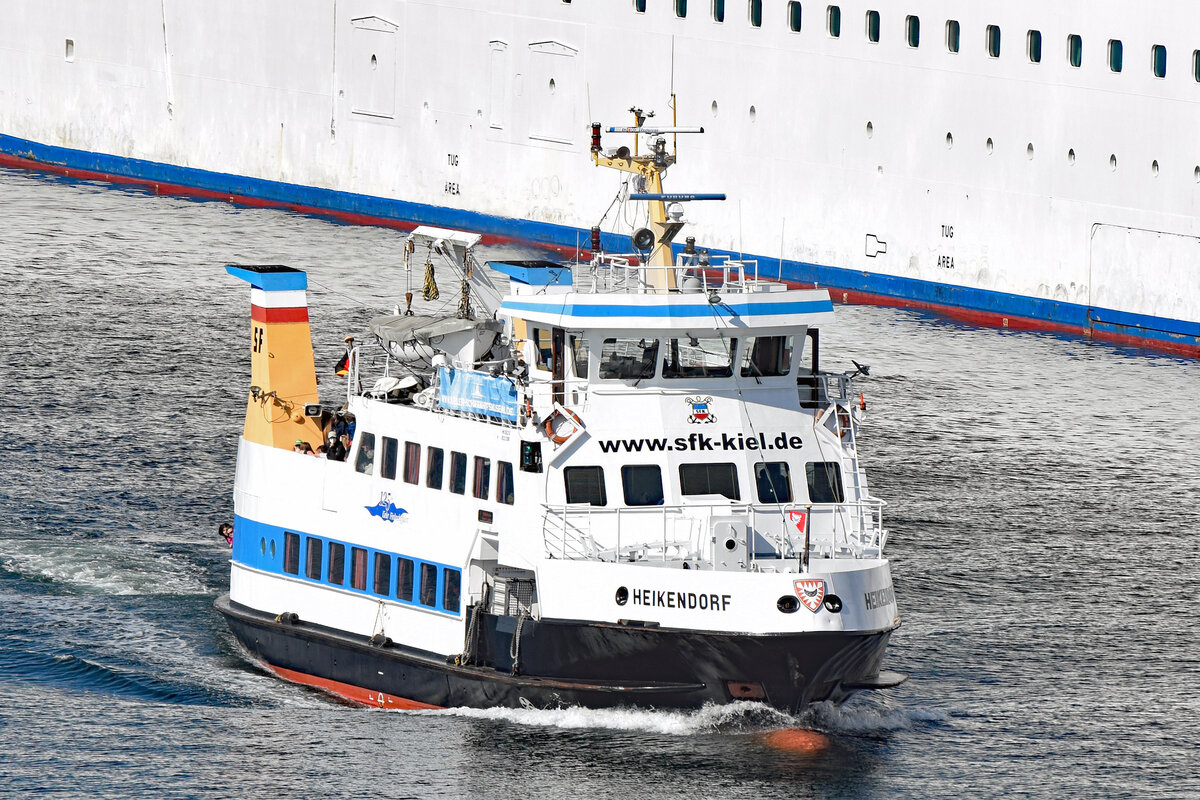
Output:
473,456,491,500
740,335,793,378
283,532,300,575
599,337,659,380
826,5,840,37
1068,34,1082,68
305,537,323,580
679,462,740,500
564,466,607,506
664,336,734,379
1193,50,1200,82
531,327,553,371
1108,39,1123,72
986,25,1001,58
403,442,420,484
497,461,515,505
350,546,368,590
419,563,438,607
380,436,398,480
328,542,345,585
865,10,879,43
427,446,444,489
905,15,919,48
788,2,802,33
450,451,467,494
442,569,461,613
634,0,646,12
355,432,376,474
622,464,665,506
713,0,725,23
806,461,845,503
570,335,589,378
748,0,762,28
397,557,414,602
1027,29,1042,63
1152,44,1167,78
945,19,960,53
676,0,687,19
754,462,793,503
373,553,391,595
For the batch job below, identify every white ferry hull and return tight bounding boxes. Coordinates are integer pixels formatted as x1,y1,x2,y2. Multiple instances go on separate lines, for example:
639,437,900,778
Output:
4,1,1200,354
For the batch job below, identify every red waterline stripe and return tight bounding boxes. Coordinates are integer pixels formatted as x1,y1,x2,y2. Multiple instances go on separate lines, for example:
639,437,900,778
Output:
264,662,442,710
250,305,309,323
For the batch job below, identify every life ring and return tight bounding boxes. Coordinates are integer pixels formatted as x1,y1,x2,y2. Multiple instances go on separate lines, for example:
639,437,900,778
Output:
544,408,584,444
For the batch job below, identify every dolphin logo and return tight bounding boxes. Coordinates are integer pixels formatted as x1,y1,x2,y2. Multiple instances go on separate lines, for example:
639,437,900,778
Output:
365,493,407,523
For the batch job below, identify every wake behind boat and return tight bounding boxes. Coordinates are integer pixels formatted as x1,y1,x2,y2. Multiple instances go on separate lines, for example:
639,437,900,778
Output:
215,111,904,712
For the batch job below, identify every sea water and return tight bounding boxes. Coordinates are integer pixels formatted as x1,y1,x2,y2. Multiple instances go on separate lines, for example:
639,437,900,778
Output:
1,167,1198,799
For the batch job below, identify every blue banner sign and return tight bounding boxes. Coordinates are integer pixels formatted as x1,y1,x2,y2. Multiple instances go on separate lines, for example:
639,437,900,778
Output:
437,367,519,422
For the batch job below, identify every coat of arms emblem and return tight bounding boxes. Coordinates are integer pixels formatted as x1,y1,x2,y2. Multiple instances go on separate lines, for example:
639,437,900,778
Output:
793,579,826,613
685,396,716,423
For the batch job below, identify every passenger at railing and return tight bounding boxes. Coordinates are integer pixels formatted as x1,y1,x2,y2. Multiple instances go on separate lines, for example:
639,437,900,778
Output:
217,522,233,547
326,433,349,462
331,408,356,441
314,443,329,458
293,440,313,455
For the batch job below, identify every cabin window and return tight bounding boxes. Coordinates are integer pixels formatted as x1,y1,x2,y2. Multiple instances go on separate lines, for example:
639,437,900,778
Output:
754,462,793,503
1193,50,1200,82
427,447,444,489
599,337,659,380
380,436,398,480
531,327,553,371
564,466,607,506
663,336,734,378
283,532,300,574
442,569,461,612
679,463,741,500
570,335,589,378
622,465,665,506
305,537,323,580
945,19,960,53
712,0,725,23
497,461,515,504
676,0,687,19
788,2,802,32
634,0,646,13
1068,34,1082,68
865,10,879,43
986,25,1001,58
350,547,368,590
397,557,414,602
905,15,919,48
1153,45,1167,78
826,5,840,37
373,553,391,595
1108,39,1123,72
403,442,421,484
419,563,438,607
806,462,845,503
450,451,467,494
473,456,491,499
739,335,794,377
328,542,345,585
1027,30,1042,63
355,432,376,475
748,0,762,28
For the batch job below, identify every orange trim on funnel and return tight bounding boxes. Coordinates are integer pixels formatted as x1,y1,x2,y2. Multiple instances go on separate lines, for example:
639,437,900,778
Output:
263,662,443,710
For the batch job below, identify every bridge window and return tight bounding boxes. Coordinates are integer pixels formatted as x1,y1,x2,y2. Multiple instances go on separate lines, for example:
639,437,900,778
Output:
600,337,659,380
1027,30,1042,63
634,0,646,12
1108,39,1123,72
754,462,793,503
740,335,794,377
380,436,398,480
427,446,444,489
806,462,845,503
565,466,607,506
680,462,741,500
905,15,919,48
749,0,762,28
442,569,461,613
497,461,515,505
419,563,438,607
397,557,414,602
986,25,1001,58
1068,34,1082,68
788,2,802,32
350,547,368,590
328,542,345,585
473,456,491,500
622,465,665,506
713,0,725,23
1193,50,1200,82
373,553,391,595
355,432,376,475
305,537,323,580
826,5,840,37
450,451,467,494
865,10,879,43
283,532,300,574
676,0,687,18
663,336,734,378
403,442,420,484
1152,45,1167,78
946,19,960,53
570,335,589,378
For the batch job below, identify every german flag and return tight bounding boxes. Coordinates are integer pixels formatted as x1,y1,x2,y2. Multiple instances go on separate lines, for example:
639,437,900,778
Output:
334,352,350,376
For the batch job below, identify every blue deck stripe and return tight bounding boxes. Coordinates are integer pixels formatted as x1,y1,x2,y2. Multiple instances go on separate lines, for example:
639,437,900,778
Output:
500,298,834,318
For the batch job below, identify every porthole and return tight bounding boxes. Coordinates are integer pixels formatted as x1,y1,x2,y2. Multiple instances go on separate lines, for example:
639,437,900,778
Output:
65,39,75,62
986,137,994,155
549,78,556,93
270,539,277,558
370,54,378,69
260,537,267,555
945,132,953,149
1194,166,1200,183
1110,154,1118,171
1152,160,1160,177
866,121,874,138
1068,148,1076,165
1026,143,1035,160
711,100,719,117
749,105,756,121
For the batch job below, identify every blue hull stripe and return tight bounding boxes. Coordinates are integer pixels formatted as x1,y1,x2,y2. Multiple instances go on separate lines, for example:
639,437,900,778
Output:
3,132,1197,349
500,298,834,318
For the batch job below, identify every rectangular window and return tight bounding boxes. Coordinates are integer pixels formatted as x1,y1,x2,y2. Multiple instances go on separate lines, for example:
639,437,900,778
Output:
788,2,802,32
442,569,461,613
676,0,687,18
328,542,345,585
373,552,391,595
473,456,491,500
865,10,879,43
713,0,725,23
531,327,553,371
806,462,845,503
1109,39,1123,72
397,557,415,602
427,447,444,489
754,462,793,503
679,463,741,500
826,5,840,37
564,466,607,506
634,0,646,13
497,461,515,505
663,336,734,379
749,0,762,28
946,19,960,53
355,432,376,475
450,451,467,494
740,335,794,377
986,25,1001,58
305,537,323,580
1153,44,1167,78
1193,49,1200,82
403,441,421,484
350,546,368,590
599,337,659,380
380,436,398,480
1068,34,1082,68
622,464,664,506
283,532,300,575
419,563,438,607
905,15,919,48
570,335,589,379
1027,29,1042,63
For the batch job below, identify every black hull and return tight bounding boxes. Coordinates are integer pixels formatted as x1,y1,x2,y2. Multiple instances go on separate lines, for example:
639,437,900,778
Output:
215,595,901,713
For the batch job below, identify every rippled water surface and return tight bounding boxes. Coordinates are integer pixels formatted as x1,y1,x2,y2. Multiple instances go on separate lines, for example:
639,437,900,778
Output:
1,167,1198,799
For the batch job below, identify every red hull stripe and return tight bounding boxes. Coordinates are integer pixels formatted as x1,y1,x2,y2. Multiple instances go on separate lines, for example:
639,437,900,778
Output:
250,304,309,323
264,661,443,710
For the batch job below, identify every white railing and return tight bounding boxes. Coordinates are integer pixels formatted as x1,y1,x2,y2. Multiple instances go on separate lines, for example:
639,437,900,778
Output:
572,253,776,295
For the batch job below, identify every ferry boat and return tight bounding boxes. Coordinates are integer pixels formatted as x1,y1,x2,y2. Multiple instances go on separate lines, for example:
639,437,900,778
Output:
215,118,904,712
2,1,1199,356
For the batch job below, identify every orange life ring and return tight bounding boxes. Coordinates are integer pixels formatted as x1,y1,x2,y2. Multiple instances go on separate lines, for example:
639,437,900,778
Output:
544,408,584,444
